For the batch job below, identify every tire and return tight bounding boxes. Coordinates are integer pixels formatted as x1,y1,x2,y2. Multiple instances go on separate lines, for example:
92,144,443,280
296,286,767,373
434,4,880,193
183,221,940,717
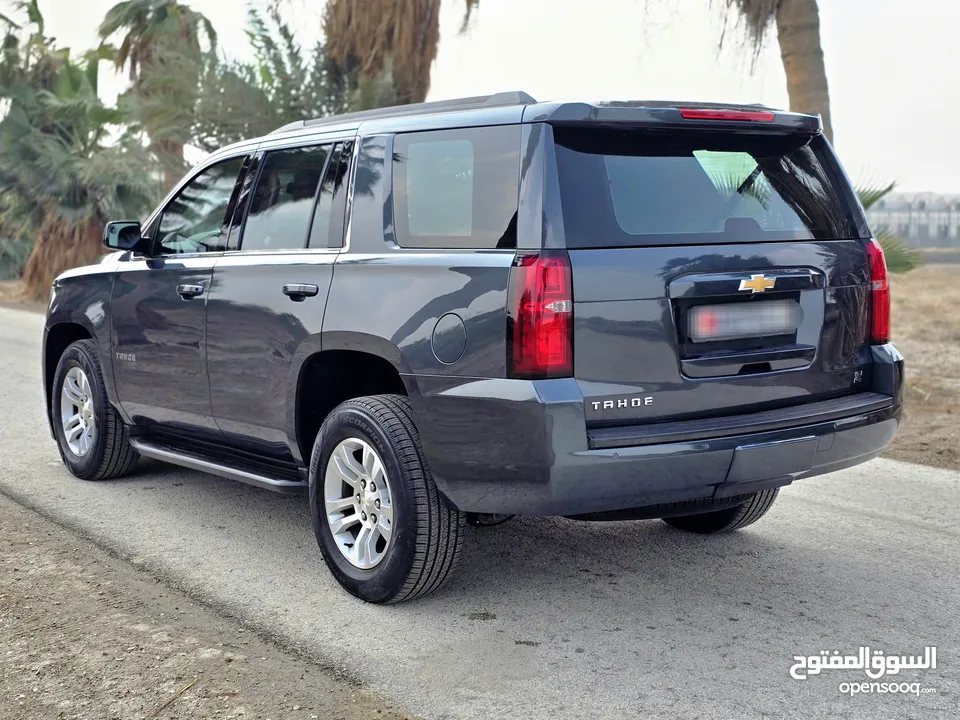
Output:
661,489,780,534
308,394,465,604
51,339,139,481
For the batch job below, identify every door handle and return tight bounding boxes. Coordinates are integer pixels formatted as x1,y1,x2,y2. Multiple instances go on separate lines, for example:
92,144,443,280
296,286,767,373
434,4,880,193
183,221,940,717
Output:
282,283,320,302
176,284,205,299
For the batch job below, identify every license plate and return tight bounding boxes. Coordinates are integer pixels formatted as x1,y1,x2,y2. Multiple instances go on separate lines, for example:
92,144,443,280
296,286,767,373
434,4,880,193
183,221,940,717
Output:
687,299,802,343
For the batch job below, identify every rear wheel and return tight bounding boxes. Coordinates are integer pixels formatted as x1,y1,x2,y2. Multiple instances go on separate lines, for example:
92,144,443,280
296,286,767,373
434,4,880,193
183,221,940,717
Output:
661,489,779,534
309,394,465,604
51,340,139,480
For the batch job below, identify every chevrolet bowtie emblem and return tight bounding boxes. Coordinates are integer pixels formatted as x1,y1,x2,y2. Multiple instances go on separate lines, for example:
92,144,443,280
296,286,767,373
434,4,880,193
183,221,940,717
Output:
738,274,776,294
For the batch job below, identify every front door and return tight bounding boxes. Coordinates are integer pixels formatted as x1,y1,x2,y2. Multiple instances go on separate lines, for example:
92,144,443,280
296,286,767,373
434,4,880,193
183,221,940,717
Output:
111,155,248,432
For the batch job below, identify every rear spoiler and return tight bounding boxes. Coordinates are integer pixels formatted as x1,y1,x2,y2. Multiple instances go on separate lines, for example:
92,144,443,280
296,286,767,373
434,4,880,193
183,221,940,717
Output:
523,101,821,134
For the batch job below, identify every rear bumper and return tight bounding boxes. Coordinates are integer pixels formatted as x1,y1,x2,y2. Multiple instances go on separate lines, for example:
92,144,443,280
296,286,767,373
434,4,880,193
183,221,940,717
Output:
410,344,903,516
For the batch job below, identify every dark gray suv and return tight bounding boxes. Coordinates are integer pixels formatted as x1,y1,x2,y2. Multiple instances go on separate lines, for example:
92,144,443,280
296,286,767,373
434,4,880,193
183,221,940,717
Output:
42,92,903,603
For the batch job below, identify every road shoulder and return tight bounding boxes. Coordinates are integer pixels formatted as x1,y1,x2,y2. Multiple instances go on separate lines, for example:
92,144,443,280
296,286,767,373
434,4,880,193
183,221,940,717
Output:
0,493,412,720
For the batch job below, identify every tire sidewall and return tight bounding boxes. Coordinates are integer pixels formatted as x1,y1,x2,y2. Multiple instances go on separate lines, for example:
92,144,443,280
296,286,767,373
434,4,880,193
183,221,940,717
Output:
309,402,419,603
51,342,108,479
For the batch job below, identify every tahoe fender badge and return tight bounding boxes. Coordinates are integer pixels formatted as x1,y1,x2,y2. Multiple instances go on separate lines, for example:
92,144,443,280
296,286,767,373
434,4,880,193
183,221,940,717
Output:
591,397,653,411
115,352,136,362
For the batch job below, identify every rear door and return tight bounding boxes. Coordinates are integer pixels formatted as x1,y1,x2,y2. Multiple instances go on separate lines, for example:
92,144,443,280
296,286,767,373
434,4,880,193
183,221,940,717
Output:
549,124,872,428
205,138,353,464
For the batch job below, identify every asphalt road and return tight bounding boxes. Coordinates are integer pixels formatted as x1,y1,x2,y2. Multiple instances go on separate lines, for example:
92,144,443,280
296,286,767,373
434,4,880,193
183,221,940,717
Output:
920,251,960,265
1,306,958,720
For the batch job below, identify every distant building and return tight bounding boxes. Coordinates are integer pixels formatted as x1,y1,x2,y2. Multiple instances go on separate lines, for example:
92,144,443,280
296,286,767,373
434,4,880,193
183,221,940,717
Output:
865,192,960,247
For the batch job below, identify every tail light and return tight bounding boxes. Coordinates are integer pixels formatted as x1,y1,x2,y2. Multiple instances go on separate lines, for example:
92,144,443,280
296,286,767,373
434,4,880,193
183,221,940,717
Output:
865,238,890,343
507,251,573,379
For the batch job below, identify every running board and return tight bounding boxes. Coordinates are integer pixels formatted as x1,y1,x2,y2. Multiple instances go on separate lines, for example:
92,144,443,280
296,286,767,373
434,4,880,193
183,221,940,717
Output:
129,439,308,495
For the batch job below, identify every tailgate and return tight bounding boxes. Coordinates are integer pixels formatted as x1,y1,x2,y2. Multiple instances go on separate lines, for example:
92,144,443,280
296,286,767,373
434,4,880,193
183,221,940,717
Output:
550,124,873,427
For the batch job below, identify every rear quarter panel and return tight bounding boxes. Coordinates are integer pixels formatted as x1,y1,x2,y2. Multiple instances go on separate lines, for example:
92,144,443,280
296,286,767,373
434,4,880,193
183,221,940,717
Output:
321,134,515,380
321,134,523,504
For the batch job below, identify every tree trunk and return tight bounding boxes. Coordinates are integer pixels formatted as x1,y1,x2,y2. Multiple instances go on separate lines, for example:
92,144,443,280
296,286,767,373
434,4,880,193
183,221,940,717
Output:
153,138,185,192
22,214,106,301
323,0,441,106
776,0,833,143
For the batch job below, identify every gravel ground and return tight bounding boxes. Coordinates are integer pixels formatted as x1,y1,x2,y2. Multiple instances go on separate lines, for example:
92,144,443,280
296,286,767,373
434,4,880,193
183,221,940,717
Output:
0,494,411,720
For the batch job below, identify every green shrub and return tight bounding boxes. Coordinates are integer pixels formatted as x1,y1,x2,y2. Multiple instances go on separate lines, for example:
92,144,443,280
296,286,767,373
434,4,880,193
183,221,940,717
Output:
0,236,31,281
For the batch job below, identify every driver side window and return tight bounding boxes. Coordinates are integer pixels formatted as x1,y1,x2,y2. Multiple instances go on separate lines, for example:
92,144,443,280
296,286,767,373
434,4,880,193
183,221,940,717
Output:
156,156,246,255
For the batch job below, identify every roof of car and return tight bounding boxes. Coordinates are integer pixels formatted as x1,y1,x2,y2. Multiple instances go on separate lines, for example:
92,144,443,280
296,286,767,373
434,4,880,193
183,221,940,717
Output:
253,91,821,145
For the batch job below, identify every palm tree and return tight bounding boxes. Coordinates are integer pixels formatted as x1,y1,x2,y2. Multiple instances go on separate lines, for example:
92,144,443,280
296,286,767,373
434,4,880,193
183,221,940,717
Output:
322,0,439,106
98,0,216,189
189,4,355,152
0,3,158,299
459,1,833,143
717,0,833,142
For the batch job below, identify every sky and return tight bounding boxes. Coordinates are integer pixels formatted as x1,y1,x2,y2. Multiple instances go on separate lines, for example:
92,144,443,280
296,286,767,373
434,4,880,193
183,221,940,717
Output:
25,0,960,193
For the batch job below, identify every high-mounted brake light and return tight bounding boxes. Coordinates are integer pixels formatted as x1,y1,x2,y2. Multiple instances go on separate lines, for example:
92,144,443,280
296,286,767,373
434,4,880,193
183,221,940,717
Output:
678,108,776,122
865,238,890,343
507,251,573,379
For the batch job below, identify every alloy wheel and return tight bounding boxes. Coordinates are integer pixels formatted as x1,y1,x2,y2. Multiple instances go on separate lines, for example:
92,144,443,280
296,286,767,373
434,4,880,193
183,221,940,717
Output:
323,437,395,569
60,366,97,457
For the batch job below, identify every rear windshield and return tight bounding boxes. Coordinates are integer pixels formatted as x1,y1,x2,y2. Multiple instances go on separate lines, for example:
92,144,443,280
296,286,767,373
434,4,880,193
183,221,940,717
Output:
553,127,864,248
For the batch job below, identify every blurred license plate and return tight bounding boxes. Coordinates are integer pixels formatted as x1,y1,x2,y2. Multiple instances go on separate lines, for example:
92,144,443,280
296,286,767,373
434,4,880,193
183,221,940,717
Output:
688,300,802,343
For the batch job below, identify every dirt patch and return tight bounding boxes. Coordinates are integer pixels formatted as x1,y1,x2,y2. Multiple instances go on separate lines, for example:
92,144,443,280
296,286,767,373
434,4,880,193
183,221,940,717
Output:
885,264,960,470
0,279,46,314
0,494,414,720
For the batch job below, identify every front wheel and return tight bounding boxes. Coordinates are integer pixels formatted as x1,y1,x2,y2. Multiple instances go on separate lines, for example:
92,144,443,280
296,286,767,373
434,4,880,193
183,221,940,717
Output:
661,489,780,534
308,394,465,604
51,339,139,481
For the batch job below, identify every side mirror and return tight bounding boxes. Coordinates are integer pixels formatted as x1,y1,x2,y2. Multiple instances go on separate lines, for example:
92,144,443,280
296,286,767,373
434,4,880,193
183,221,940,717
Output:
103,221,150,254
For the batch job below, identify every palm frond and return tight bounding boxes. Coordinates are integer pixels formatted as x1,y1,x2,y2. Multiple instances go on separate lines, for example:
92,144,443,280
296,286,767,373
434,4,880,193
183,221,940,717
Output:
718,0,778,54
854,182,921,274
460,0,479,34
876,231,923,274
854,181,896,212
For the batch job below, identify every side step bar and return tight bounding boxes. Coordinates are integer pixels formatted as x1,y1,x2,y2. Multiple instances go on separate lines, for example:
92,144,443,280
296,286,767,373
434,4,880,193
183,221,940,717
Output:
129,439,308,495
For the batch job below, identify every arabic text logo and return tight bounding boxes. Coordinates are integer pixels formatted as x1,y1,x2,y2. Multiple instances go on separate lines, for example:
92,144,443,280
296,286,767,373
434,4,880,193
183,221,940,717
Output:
790,646,937,681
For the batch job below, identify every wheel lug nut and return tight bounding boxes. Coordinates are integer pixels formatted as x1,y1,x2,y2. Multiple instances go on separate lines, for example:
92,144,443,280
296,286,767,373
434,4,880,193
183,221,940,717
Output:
361,512,367,521
374,499,380,509
356,494,361,502
371,514,377,524
360,479,366,489
370,482,376,492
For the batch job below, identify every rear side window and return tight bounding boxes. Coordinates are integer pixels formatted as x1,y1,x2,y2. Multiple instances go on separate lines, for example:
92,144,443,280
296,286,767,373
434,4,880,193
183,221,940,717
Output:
241,145,329,251
393,125,521,249
553,127,863,248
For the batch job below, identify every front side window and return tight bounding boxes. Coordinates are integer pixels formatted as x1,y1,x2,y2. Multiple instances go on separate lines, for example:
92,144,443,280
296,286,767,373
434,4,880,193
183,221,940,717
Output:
393,125,521,249
241,145,330,252
157,156,246,254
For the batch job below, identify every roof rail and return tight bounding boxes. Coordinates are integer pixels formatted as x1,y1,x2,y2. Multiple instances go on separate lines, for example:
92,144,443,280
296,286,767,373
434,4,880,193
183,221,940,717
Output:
268,90,537,135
